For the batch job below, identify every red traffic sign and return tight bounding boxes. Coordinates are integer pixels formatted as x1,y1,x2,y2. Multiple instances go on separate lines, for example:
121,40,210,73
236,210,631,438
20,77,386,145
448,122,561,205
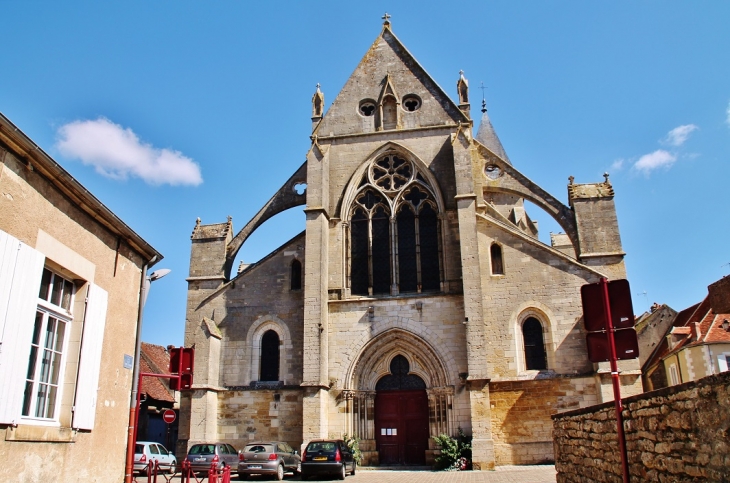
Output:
581,279,635,331
586,330,639,362
162,409,176,424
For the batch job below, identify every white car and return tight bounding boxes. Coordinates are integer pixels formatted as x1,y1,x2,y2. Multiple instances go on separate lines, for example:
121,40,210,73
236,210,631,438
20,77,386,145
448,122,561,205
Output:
134,441,177,474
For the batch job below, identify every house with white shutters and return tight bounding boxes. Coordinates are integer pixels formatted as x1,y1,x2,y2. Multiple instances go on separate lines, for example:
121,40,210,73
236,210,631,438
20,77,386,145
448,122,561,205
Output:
0,112,161,482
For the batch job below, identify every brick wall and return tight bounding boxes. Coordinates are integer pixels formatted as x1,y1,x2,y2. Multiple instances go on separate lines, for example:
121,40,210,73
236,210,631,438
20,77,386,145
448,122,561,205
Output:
552,371,730,482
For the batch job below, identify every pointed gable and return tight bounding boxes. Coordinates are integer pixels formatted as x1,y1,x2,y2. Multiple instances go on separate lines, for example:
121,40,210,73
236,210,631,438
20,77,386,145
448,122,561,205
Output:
315,24,467,138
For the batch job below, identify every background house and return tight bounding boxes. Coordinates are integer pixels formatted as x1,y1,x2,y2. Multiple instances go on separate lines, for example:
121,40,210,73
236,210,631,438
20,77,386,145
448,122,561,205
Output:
138,342,178,450
0,113,161,482
642,276,730,390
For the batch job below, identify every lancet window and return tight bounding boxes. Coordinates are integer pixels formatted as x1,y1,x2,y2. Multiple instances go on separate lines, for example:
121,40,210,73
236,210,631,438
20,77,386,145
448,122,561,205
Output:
348,152,442,297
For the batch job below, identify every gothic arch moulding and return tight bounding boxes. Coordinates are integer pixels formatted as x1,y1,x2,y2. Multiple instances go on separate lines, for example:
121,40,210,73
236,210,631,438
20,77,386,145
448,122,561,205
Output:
245,315,293,385
510,302,556,374
339,142,446,221
345,328,450,391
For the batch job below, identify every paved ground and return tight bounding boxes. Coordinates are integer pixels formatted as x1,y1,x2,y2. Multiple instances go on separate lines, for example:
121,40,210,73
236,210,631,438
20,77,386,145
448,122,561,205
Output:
133,465,556,483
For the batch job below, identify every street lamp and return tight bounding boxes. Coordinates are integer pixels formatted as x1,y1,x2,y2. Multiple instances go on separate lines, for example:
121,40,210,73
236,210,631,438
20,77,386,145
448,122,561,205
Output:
124,263,170,483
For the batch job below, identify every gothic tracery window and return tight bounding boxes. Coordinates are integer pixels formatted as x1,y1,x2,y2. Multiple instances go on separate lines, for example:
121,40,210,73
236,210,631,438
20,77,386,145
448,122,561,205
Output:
348,152,442,296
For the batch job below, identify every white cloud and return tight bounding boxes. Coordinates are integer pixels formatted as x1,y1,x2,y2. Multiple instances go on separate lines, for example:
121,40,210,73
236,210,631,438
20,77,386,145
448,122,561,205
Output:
56,118,202,186
633,149,677,174
664,124,698,147
610,159,624,171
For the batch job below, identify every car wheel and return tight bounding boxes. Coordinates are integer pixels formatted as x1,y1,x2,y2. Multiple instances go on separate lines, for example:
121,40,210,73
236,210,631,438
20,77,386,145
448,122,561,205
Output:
275,463,284,481
351,462,356,476
238,474,249,481
169,460,177,474
338,463,346,480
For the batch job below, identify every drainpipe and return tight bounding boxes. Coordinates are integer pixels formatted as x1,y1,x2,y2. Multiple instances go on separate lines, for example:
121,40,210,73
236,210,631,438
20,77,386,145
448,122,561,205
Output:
124,256,156,483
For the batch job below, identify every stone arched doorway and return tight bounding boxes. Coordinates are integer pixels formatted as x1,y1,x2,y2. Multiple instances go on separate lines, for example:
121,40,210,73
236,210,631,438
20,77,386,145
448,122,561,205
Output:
342,329,454,466
374,355,428,465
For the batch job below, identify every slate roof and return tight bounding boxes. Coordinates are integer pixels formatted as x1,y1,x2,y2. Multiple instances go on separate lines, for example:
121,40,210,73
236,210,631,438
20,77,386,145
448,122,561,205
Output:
475,104,511,165
140,343,175,404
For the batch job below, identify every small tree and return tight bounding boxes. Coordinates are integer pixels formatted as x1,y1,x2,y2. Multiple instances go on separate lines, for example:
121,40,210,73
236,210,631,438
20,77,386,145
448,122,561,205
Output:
433,427,472,471
343,434,363,464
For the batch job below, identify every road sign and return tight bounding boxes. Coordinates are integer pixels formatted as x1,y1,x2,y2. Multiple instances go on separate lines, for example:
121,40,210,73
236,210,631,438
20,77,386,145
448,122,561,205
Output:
162,409,176,424
581,279,635,331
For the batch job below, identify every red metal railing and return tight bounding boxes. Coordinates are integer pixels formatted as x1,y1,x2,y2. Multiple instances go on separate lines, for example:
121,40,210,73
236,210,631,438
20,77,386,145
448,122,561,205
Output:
132,460,231,483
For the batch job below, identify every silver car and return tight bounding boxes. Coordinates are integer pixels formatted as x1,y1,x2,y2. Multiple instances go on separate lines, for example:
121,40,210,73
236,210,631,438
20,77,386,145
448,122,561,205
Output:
185,442,239,474
238,441,301,480
134,441,177,474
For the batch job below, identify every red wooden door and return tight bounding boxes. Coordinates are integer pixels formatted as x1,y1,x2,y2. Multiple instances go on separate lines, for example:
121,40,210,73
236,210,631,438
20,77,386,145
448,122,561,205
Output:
375,390,429,465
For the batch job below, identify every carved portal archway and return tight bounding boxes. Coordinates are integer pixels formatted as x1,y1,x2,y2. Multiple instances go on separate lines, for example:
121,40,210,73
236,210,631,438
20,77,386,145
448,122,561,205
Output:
341,329,455,463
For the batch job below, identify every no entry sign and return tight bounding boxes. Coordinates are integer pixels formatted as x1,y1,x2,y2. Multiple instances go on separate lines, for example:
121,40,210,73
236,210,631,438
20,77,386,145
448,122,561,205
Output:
162,409,176,424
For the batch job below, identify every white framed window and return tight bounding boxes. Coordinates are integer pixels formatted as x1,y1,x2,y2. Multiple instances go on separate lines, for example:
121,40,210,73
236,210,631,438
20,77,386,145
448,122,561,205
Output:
22,268,74,421
0,230,109,431
718,354,730,373
668,364,679,386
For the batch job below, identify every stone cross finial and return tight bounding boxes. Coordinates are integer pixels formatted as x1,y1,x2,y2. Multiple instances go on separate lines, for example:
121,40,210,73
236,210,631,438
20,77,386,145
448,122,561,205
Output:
316,83,320,90
568,176,575,185
603,172,610,183
382,12,391,24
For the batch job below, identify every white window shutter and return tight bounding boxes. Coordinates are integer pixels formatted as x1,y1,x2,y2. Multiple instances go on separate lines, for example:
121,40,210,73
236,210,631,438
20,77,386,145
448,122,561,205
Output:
72,283,108,430
0,231,45,424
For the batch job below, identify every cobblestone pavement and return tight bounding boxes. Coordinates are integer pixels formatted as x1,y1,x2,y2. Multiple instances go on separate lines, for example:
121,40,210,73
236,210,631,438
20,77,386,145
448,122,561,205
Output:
134,466,556,483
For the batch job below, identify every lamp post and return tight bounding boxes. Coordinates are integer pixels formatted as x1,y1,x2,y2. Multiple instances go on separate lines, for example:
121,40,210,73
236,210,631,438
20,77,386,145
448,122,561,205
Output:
124,264,170,483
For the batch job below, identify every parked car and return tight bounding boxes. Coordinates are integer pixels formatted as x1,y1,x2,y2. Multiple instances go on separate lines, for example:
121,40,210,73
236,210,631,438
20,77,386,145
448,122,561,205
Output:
300,440,356,480
238,441,301,480
134,441,177,474
185,442,239,473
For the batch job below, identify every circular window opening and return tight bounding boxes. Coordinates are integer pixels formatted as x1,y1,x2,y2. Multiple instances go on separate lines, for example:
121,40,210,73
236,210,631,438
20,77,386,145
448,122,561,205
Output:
402,95,421,112
485,164,502,180
359,100,376,117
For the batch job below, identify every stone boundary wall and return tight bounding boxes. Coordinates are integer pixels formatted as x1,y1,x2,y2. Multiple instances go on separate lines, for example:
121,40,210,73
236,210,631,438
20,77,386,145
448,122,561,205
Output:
552,371,730,482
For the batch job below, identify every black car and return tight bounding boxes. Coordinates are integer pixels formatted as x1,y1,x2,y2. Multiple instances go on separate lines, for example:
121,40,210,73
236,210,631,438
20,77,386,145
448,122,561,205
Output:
300,440,356,480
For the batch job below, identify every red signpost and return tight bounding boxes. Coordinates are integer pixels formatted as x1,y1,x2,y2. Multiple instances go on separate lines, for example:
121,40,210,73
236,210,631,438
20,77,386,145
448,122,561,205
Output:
580,278,637,483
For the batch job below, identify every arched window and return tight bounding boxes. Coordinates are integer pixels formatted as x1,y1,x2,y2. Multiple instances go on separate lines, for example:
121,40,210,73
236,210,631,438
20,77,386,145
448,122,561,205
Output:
260,330,280,381
523,317,547,370
348,153,442,296
490,243,504,275
290,259,302,290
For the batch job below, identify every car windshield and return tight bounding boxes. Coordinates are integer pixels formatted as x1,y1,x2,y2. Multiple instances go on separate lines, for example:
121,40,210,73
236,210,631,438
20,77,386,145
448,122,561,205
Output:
306,442,337,452
189,444,215,455
244,444,273,453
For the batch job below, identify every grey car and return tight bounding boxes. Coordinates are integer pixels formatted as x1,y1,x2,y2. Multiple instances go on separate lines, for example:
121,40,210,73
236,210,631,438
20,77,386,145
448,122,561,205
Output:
238,441,301,480
185,442,239,474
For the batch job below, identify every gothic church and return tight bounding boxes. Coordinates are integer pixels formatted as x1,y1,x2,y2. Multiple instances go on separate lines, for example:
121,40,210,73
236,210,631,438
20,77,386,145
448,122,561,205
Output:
178,19,641,468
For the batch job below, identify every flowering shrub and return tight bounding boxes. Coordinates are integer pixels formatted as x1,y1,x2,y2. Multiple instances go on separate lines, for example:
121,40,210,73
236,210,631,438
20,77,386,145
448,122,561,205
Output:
343,434,363,464
433,427,472,471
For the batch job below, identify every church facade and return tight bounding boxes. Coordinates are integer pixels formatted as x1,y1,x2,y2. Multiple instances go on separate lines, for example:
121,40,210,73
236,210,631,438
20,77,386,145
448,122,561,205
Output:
178,20,641,468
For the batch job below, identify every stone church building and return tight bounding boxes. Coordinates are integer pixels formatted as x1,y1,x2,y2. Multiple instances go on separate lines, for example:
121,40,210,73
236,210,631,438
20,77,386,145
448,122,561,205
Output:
178,19,641,469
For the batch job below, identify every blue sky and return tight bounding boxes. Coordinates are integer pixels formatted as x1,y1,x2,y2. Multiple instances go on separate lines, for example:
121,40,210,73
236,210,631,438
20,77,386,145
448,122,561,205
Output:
3,2,729,347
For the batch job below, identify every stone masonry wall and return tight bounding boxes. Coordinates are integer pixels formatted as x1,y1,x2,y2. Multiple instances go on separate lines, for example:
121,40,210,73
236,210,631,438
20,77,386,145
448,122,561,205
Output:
490,377,598,465
218,389,303,450
553,371,730,482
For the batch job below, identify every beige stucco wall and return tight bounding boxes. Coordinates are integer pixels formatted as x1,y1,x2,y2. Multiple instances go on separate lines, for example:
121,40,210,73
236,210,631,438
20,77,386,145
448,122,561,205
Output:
0,146,146,482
